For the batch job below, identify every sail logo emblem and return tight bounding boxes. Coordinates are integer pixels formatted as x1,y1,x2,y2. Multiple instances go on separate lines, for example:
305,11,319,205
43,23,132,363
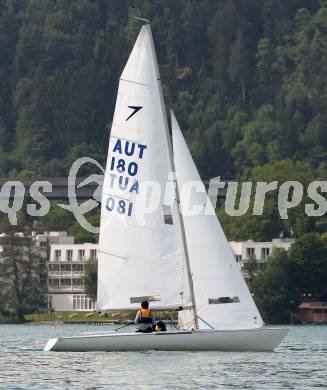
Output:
126,105,143,121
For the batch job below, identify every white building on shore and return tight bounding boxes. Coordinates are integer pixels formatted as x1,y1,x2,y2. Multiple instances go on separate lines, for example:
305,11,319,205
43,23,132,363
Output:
47,237,98,312
230,238,295,277
43,233,293,311
34,231,74,247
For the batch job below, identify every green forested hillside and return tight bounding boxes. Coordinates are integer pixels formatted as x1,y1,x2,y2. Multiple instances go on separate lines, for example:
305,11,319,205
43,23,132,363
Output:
1,0,327,238
0,0,325,176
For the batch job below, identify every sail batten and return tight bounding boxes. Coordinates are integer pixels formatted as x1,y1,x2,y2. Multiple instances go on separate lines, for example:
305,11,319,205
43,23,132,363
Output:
120,78,159,87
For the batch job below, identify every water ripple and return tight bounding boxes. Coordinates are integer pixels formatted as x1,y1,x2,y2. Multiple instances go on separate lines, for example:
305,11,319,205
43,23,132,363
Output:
0,324,326,389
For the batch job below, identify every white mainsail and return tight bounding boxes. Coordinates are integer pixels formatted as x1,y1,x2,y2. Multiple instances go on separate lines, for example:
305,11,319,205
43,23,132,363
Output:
171,111,264,330
97,25,192,312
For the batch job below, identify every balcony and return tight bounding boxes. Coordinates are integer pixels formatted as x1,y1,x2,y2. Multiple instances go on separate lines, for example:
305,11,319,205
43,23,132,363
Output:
48,271,60,276
48,285,60,290
59,271,72,275
47,271,84,277
72,271,84,275
72,286,84,291
48,285,84,292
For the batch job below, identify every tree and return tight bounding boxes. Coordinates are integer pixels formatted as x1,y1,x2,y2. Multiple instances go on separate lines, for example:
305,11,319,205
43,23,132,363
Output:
35,202,75,233
288,233,327,298
0,0,327,244
68,212,99,244
244,256,259,282
250,248,294,323
0,233,47,321
250,233,327,323
219,159,316,241
229,31,249,104
83,258,97,302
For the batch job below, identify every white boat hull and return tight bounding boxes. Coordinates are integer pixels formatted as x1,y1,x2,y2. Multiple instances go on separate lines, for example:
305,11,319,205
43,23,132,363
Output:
44,327,288,352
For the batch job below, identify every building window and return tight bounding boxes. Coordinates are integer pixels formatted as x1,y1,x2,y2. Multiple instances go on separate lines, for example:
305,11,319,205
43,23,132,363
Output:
40,241,47,248
73,295,80,310
66,250,73,262
54,250,61,261
246,247,255,259
261,247,270,259
72,264,83,272
73,295,95,311
73,295,82,310
49,279,59,288
48,264,59,272
235,255,242,262
90,249,97,260
73,278,82,286
61,279,71,287
60,264,71,272
78,249,85,261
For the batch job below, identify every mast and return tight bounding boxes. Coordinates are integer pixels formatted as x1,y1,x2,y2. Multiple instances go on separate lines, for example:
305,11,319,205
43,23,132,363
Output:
146,24,199,329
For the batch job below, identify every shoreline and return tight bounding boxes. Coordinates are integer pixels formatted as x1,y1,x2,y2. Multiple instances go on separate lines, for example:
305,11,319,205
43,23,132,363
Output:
1,310,177,324
0,319,133,325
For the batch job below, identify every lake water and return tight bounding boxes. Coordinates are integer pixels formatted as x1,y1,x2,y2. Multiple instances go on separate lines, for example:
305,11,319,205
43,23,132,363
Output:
0,324,326,389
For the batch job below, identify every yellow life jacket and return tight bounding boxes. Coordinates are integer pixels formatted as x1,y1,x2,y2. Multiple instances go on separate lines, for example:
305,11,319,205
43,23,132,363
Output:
139,308,152,324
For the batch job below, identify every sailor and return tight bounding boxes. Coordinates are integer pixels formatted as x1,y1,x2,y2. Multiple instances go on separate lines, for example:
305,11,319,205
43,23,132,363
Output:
135,301,155,333
154,320,167,332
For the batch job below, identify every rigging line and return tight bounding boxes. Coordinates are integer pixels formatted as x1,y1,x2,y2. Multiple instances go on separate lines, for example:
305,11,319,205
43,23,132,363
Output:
114,322,134,332
102,192,132,202
110,134,142,144
101,255,185,266
120,78,158,88
98,249,126,259
197,315,215,330
178,316,195,330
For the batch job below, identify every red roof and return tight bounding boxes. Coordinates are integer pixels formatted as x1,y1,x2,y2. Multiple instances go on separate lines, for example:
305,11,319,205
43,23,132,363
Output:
298,302,327,309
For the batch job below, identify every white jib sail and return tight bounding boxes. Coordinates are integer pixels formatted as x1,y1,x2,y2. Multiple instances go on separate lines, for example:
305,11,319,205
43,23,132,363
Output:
171,111,264,330
97,25,192,312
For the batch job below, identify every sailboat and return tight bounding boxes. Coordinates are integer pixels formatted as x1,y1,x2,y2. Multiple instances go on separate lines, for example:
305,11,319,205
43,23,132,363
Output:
44,21,288,352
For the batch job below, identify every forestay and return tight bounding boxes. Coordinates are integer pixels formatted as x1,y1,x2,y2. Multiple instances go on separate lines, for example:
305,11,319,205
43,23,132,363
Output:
97,25,192,312
172,111,264,330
